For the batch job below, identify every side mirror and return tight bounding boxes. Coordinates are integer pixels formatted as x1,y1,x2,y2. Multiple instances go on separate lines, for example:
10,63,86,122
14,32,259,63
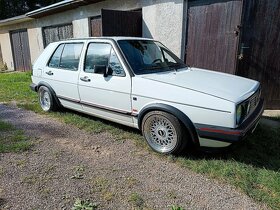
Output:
94,65,107,74
104,66,113,77
94,65,113,77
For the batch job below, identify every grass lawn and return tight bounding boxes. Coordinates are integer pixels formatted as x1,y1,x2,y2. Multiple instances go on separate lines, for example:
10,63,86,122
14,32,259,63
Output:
0,72,280,209
0,120,32,153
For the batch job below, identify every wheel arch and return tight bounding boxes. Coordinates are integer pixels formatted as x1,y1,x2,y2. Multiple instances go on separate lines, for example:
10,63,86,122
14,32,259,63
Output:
138,103,199,146
37,82,62,107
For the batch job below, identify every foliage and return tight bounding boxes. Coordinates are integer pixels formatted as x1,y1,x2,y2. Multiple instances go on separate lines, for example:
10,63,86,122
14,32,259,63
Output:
128,193,144,208
0,0,62,20
72,199,98,210
171,206,184,210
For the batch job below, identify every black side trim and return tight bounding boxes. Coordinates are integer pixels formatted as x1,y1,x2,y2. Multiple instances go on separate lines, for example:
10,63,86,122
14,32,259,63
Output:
37,82,62,107
57,95,134,116
138,103,199,146
195,98,264,143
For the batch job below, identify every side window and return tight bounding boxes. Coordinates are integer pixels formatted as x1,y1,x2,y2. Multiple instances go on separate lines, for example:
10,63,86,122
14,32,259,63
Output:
59,43,83,71
48,43,83,71
162,49,177,64
48,44,64,68
85,43,111,73
109,49,125,77
84,43,125,77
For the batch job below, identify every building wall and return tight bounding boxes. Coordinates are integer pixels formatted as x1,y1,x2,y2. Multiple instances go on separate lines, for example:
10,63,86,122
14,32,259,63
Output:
0,33,14,69
0,0,187,70
143,0,186,58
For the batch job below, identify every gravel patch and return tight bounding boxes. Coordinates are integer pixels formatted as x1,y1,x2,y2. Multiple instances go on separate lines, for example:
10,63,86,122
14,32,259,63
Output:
0,104,266,210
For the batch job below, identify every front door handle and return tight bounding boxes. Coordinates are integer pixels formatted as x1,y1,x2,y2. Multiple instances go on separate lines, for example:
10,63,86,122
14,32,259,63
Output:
80,76,91,82
46,70,53,75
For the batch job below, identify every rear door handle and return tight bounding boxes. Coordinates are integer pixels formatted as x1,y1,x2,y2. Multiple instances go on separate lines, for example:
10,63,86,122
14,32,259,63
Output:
46,71,53,75
80,76,91,82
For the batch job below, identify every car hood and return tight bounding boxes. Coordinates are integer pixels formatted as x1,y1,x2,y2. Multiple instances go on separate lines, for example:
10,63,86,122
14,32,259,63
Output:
141,67,259,103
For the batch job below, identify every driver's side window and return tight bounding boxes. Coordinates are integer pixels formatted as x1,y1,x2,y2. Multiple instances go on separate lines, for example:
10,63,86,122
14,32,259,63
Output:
84,43,125,77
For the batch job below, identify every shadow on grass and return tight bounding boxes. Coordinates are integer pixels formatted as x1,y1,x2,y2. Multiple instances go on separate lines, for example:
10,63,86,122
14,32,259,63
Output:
182,123,280,172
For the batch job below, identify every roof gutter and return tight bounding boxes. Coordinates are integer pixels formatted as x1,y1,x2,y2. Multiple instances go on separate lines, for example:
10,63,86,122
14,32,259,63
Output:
26,0,104,18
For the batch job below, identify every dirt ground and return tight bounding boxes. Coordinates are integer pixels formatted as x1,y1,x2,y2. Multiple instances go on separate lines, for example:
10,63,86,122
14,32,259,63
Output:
0,105,266,210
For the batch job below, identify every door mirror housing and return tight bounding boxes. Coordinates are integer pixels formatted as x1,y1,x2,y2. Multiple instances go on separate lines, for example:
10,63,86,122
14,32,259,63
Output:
94,65,113,77
104,66,113,77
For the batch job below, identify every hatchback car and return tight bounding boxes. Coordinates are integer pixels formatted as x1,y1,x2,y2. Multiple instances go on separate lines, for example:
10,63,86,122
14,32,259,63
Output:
30,37,264,154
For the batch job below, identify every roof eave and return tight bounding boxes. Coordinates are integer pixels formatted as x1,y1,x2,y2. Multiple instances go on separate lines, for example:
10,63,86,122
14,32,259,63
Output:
26,0,105,18
0,15,33,27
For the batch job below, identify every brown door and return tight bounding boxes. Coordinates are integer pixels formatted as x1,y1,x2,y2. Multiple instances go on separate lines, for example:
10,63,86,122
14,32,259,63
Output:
186,0,243,74
90,16,102,37
101,9,142,37
10,29,32,72
237,0,280,109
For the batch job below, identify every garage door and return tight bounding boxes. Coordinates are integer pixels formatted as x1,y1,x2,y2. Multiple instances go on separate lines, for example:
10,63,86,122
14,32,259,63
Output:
90,9,142,37
43,24,73,47
10,29,32,72
185,0,243,74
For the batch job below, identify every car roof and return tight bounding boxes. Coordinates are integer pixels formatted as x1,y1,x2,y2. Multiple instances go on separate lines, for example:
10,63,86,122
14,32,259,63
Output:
53,36,155,44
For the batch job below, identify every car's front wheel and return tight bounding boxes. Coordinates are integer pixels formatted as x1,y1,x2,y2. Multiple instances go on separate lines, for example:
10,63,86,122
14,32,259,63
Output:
38,86,58,112
141,111,187,154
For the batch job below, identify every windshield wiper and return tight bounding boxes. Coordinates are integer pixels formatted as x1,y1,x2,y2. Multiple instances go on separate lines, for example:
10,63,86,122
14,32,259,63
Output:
139,65,168,71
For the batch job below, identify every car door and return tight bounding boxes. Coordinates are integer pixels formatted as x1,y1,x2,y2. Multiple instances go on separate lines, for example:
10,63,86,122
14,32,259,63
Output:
78,41,133,126
43,42,84,109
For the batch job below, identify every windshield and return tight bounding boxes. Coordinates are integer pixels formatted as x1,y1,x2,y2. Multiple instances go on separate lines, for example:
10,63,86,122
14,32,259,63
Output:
117,40,186,75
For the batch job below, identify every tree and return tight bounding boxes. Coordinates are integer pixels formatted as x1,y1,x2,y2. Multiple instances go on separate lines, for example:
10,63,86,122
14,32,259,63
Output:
0,0,62,20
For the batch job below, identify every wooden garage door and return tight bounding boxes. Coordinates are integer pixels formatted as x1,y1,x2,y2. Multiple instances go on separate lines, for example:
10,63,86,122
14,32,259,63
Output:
101,9,142,37
186,0,243,74
10,29,32,72
43,24,73,47
237,0,280,109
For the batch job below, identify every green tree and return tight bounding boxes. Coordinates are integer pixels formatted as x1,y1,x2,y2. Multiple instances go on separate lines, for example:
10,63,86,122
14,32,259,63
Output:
0,0,62,20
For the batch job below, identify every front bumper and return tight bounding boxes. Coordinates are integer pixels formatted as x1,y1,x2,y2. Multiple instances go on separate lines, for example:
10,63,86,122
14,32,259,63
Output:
195,98,264,144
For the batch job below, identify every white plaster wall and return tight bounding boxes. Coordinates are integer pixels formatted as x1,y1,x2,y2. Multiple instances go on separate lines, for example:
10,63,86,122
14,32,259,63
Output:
0,33,14,70
28,27,44,64
142,0,185,58
73,18,90,38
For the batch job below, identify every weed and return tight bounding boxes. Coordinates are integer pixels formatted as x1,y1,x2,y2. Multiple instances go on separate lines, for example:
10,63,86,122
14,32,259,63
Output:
128,193,144,208
71,166,85,179
72,199,98,210
171,205,184,210
167,190,178,199
125,177,139,188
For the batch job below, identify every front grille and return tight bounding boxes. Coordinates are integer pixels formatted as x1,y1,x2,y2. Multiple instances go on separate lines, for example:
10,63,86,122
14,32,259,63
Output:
247,88,261,115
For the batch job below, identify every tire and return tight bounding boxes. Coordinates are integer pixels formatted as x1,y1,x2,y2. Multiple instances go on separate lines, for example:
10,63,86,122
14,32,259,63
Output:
38,86,58,112
141,111,188,155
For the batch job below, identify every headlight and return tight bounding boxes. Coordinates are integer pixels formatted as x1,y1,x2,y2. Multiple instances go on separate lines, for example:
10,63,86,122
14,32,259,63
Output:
236,105,243,125
236,103,249,125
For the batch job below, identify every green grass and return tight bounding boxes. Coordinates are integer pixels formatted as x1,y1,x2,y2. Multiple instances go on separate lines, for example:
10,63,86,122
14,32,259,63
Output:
1,72,280,209
0,120,32,153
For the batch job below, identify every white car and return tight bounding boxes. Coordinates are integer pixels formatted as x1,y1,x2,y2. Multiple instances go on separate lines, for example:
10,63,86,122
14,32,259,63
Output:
30,37,264,154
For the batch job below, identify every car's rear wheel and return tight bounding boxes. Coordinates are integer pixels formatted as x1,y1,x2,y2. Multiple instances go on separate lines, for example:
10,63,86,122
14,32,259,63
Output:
141,111,187,154
38,86,58,112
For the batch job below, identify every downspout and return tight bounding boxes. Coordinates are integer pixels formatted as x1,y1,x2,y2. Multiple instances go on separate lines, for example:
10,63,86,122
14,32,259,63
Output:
180,0,188,61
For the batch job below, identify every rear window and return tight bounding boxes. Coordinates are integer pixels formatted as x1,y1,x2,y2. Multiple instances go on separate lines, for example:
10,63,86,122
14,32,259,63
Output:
48,43,83,71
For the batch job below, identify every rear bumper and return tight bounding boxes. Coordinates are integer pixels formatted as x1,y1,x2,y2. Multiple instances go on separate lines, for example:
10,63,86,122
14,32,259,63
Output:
30,83,37,92
195,98,264,145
